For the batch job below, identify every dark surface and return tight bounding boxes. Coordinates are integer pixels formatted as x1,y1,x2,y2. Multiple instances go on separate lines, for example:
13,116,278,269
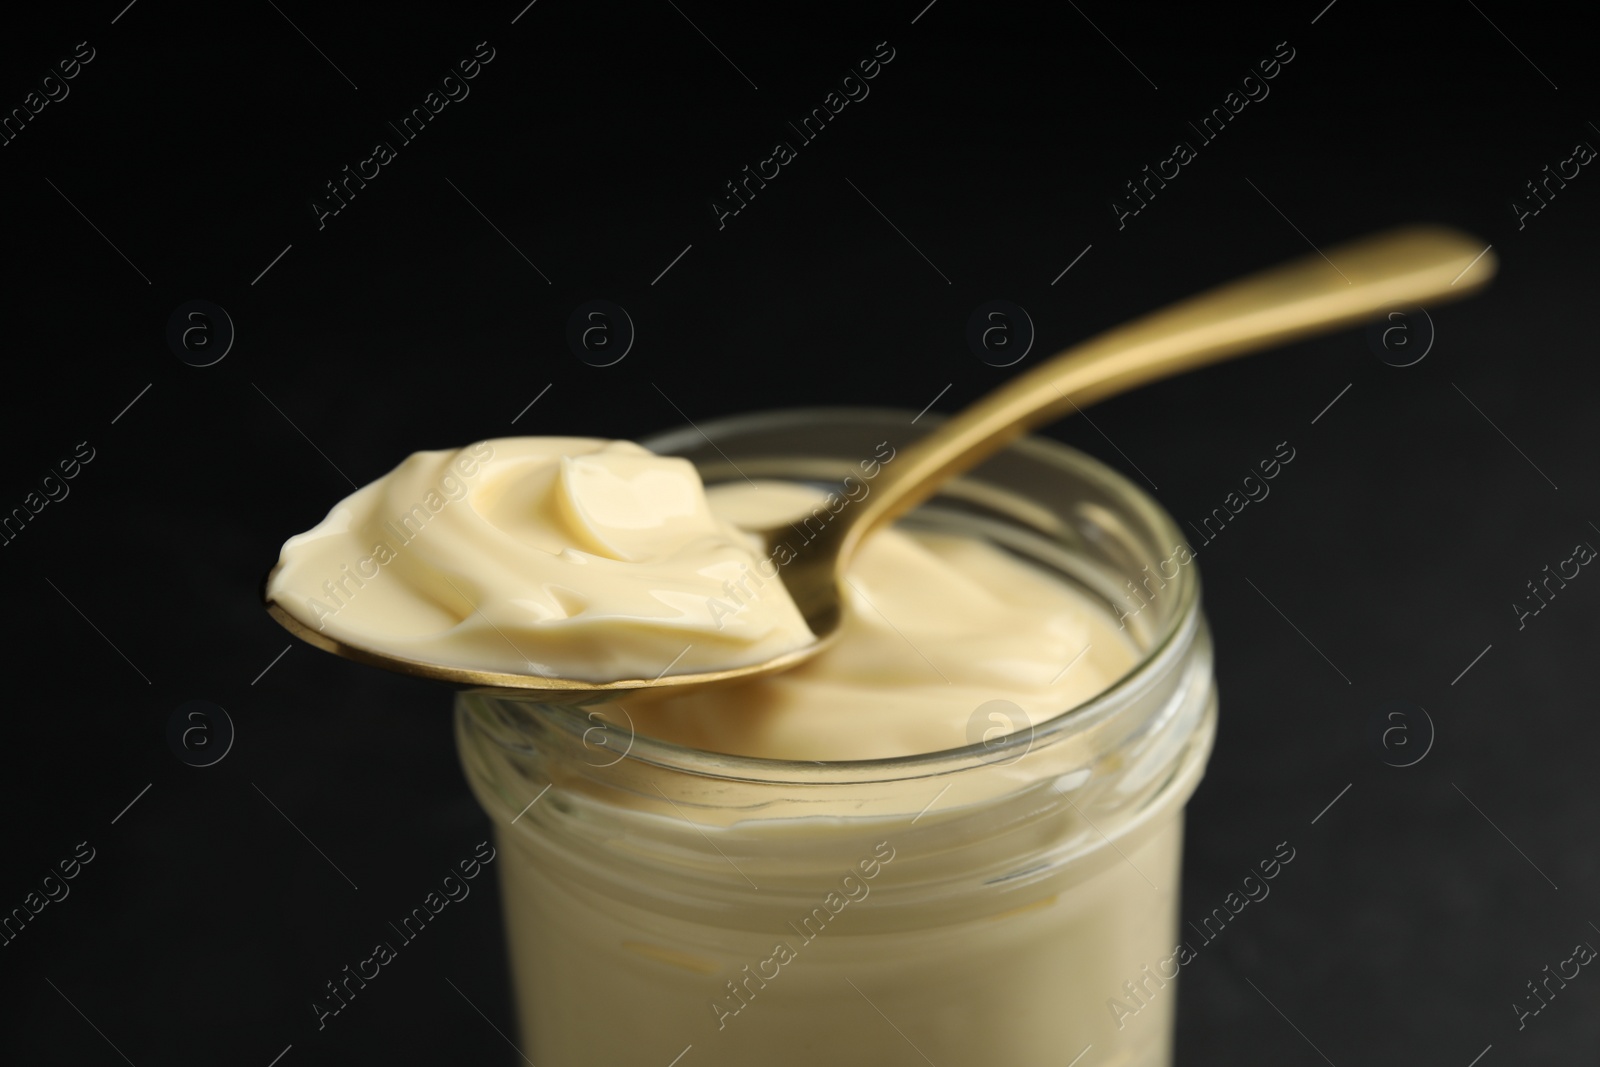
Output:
2,1,1597,1063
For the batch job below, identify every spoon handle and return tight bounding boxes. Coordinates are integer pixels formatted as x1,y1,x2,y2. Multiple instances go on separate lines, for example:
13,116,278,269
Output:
838,225,1496,560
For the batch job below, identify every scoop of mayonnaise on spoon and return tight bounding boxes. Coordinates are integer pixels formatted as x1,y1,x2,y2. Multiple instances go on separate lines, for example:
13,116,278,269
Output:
265,437,816,688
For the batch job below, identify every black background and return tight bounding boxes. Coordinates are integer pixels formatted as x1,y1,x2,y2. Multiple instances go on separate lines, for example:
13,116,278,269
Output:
2,0,1597,1063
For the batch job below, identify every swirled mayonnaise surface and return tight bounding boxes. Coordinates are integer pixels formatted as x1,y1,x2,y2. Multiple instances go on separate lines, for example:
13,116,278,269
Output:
265,438,815,681
616,481,1138,760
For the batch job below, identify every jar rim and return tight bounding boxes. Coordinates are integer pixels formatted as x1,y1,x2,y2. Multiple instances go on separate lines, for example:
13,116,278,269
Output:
470,406,1201,786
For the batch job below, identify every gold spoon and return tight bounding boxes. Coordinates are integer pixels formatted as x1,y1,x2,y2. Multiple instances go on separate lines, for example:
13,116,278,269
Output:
266,225,1496,692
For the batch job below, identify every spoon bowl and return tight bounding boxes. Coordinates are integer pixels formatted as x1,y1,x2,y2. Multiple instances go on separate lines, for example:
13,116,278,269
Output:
262,577,837,697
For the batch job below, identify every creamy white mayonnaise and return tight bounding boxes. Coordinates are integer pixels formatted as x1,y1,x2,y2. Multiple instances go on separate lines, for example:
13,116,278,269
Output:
265,438,815,681
616,481,1137,760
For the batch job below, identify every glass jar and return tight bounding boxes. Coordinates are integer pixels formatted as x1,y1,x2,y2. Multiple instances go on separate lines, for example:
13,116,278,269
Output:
454,408,1217,1067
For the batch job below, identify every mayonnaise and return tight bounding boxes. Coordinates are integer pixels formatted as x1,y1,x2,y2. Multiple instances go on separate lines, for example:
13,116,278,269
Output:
265,438,815,682
614,482,1138,760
